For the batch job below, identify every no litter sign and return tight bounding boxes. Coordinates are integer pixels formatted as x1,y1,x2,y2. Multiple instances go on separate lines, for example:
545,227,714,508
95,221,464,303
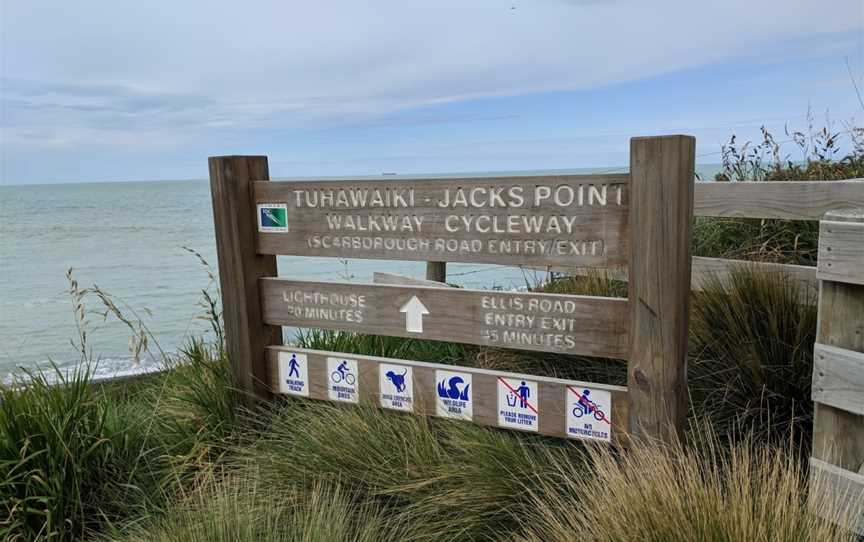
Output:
497,377,538,432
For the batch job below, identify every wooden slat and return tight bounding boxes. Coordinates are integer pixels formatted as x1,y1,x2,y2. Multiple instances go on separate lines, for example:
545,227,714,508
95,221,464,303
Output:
260,278,630,359
266,346,629,443
813,343,864,416
694,180,864,219
690,257,816,295
426,261,447,282
253,174,630,268
547,257,817,299
372,272,452,288
817,211,864,286
809,458,864,535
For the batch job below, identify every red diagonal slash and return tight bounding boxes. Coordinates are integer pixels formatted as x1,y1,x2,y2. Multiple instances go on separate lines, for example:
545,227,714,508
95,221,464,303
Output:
498,377,539,415
567,386,612,426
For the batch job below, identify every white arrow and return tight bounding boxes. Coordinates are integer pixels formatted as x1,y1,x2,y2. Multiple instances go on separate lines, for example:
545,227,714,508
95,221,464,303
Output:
399,295,430,333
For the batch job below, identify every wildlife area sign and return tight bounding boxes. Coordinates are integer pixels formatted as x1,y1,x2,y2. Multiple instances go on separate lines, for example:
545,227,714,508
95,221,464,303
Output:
209,135,697,445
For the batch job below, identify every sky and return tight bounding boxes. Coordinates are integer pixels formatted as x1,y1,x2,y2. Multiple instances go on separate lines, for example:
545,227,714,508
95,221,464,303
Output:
1,0,863,185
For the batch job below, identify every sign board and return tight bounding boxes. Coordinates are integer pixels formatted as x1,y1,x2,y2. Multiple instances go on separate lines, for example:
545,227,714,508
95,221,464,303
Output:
266,346,628,443
565,385,612,442
497,377,539,432
435,369,473,420
260,278,629,359
379,363,414,411
211,137,698,445
326,356,359,403
253,175,629,268
278,351,309,396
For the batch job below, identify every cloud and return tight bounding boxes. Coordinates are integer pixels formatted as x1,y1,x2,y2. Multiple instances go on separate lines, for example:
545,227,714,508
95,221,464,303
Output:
1,0,862,181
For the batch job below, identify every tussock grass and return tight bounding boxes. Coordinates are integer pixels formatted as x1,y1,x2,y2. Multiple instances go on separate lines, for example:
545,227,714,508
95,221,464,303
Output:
689,265,817,444
518,429,856,542
0,365,170,541
235,400,582,539
113,474,419,542
243,401,447,496
693,216,819,265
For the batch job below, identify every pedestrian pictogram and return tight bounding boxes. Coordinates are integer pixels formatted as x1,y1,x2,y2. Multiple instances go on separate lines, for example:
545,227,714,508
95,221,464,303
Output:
278,351,309,397
497,377,538,431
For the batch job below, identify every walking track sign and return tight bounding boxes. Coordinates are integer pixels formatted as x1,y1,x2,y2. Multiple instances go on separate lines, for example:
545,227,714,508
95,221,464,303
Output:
209,135,697,445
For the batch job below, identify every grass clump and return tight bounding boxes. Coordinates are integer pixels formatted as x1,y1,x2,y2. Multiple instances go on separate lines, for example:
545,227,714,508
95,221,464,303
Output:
518,429,855,542
694,120,862,265
236,400,582,539
688,265,818,445
114,475,418,542
0,365,168,541
693,216,819,265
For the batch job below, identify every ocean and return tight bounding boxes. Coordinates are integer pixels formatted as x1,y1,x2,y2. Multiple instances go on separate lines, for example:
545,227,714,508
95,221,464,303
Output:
0,167,720,380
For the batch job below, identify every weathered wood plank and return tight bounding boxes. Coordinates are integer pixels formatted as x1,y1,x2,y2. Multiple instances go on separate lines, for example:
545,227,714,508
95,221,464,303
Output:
253,174,630,268
813,210,864,475
266,346,629,443
373,272,452,288
694,180,864,219
813,343,864,416
817,214,864,286
809,458,864,535
260,278,630,359
690,257,817,296
547,257,817,300
628,135,694,444
209,156,283,403
426,261,447,282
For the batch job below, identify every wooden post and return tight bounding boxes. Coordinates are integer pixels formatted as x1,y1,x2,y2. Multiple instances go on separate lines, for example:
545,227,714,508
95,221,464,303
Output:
209,156,283,404
810,208,864,535
426,261,447,283
627,135,695,444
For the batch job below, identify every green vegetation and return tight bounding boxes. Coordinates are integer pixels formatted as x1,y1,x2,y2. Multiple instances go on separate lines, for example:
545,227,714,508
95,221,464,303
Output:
3,121,863,540
695,122,863,265
520,428,851,541
689,265,818,445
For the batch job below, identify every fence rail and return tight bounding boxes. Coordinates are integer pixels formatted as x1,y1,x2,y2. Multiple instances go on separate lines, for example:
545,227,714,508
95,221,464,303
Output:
694,179,864,219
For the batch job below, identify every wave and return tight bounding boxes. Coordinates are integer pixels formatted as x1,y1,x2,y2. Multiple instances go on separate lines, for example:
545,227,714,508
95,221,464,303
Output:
2,353,169,386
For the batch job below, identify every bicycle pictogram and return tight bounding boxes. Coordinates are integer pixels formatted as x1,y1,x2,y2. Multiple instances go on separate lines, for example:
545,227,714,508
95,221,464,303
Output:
330,360,356,385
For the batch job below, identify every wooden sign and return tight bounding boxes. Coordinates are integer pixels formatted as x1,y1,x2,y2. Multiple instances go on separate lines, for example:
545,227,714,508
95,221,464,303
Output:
210,136,697,446
253,173,629,267
266,346,629,443
260,278,630,359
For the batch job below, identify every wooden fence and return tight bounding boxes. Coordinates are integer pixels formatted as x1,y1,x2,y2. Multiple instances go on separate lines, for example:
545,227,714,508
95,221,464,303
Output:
809,208,864,535
208,138,864,530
